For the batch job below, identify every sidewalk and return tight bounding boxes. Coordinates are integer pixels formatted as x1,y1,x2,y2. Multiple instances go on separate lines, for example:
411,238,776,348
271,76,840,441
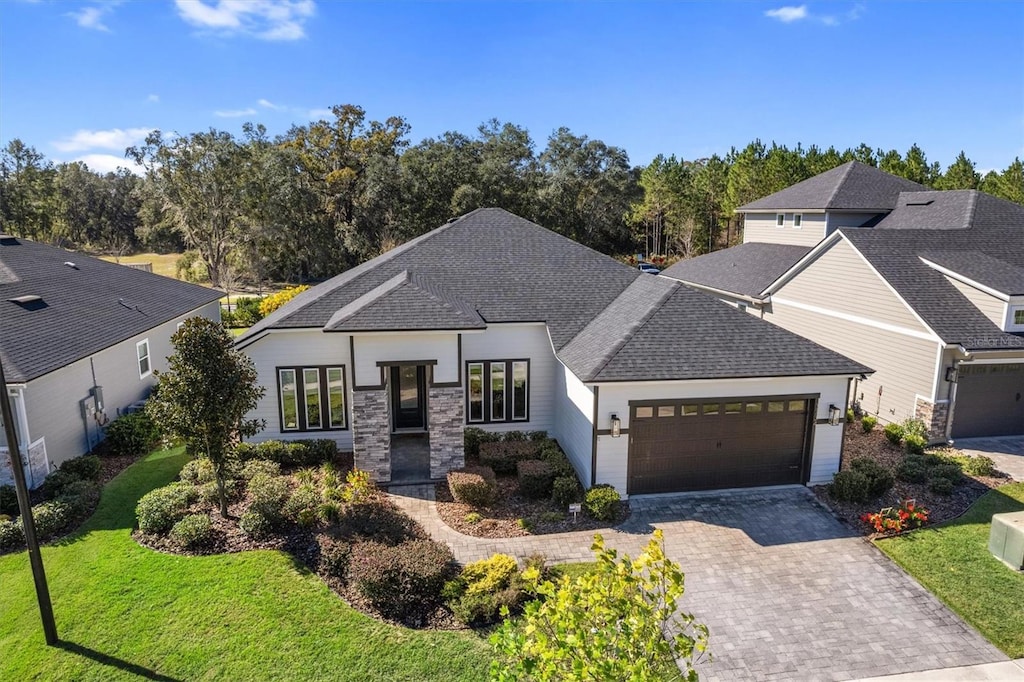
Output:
853,659,1024,681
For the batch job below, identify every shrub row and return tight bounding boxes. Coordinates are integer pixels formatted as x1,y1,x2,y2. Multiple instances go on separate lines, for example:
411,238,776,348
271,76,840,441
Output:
103,411,162,458
480,441,541,474
136,482,199,534
234,439,338,467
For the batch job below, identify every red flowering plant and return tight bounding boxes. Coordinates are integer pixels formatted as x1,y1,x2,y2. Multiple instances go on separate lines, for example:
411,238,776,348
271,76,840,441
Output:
860,499,929,534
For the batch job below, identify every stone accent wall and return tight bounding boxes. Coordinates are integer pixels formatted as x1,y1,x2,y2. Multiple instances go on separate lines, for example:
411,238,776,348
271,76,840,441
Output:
428,386,465,479
352,388,392,483
914,397,950,444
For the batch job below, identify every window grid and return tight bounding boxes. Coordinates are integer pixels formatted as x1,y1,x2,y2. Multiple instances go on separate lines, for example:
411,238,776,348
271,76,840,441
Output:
137,339,151,379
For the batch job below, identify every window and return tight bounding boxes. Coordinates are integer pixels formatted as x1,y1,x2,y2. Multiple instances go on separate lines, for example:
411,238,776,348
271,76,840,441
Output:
724,402,742,414
776,213,785,228
681,404,699,416
658,405,675,417
277,366,347,432
745,402,763,413
703,403,720,415
1014,308,1024,326
635,406,654,418
466,360,529,423
136,339,151,378
767,401,785,413
788,400,807,413
792,213,803,229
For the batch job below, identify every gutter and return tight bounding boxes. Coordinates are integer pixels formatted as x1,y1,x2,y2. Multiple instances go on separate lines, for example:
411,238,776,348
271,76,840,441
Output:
943,345,971,443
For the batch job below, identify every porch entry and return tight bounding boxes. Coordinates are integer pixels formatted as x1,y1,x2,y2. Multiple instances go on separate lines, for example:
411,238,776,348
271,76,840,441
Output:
390,365,427,431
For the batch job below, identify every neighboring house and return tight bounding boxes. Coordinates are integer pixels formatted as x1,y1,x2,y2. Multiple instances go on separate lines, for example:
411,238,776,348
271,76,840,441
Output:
236,208,869,497
0,236,222,487
663,163,1024,442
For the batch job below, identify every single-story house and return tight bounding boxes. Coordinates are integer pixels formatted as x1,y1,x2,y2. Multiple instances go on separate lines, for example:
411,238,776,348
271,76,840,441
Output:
663,163,1024,442
0,236,222,487
237,208,869,497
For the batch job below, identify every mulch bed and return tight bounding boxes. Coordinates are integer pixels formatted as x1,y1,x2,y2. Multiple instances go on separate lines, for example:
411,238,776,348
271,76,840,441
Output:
813,427,1013,536
435,476,629,538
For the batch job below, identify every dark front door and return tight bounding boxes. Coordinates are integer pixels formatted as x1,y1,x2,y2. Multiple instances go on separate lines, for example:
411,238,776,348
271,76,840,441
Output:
627,397,813,495
391,365,426,430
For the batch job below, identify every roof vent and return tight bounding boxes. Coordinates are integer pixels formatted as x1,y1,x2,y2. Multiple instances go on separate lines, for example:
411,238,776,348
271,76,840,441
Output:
905,199,935,207
63,261,79,269
0,236,18,246
7,294,46,310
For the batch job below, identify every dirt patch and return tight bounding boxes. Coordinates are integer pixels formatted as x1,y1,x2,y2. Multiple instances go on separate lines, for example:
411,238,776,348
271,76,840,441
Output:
813,427,1013,535
435,476,628,538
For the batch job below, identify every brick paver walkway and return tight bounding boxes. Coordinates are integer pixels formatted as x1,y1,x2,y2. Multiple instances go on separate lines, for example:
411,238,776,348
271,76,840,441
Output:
956,436,1024,481
388,484,1007,682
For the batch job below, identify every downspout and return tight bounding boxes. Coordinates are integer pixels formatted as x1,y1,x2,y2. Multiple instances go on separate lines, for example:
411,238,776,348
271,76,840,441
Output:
838,377,853,470
590,386,599,488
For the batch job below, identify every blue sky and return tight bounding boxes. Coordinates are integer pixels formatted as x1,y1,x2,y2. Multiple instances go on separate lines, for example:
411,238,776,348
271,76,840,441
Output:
1,1,1022,175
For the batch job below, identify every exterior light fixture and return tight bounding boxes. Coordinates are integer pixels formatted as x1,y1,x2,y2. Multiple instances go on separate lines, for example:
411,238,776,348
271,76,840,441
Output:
945,366,958,384
827,404,842,426
610,414,621,438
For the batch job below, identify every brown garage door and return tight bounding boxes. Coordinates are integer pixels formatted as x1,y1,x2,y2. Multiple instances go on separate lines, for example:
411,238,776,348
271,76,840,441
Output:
627,397,814,495
952,364,1024,438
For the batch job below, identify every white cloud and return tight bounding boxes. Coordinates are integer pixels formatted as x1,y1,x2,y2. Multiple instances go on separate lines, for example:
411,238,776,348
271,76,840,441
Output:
765,5,807,23
258,98,286,111
69,5,111,32
71,154,144,175
146,94,160,103
308,107,333,119
175,0,316,41
52,127,154,153
214,107,258,118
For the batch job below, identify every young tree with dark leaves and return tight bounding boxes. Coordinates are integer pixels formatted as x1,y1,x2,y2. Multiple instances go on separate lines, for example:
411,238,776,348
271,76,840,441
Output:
146,318,265,517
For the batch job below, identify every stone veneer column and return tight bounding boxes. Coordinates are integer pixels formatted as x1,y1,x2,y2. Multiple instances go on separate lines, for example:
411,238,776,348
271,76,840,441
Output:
914,397,950,444
352,388,392,483
428,386,465,479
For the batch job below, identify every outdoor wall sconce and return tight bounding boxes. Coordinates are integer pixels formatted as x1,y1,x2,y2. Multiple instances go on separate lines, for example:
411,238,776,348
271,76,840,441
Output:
945,366,958,384
610,414,621,438
827,404,842,426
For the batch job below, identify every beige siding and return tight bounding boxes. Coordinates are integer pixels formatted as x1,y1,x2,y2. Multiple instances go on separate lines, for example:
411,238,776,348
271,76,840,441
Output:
742,212,826,247
773,238,930,333
945,276,1006,327
767,302,941,424
22,301,220,471
242,330,353,450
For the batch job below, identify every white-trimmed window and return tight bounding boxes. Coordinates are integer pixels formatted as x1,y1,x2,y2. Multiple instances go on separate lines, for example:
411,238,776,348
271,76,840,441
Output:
466,360,529,423
792,213,802,229
776,213,785,228
490,362,506,422
277,365,347,432
1013,308,1024,327
136,339,151,378
511,361,528,421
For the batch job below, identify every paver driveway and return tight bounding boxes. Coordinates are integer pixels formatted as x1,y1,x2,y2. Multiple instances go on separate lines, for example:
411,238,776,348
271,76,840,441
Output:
390,485,1006,681
956,436,1024,481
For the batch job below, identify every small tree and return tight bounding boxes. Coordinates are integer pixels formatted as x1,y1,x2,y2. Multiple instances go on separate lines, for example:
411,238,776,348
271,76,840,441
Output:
146,318,265,517
489,529,709,681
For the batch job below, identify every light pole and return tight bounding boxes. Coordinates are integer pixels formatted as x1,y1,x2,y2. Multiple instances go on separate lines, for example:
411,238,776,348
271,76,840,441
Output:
0,357,58,645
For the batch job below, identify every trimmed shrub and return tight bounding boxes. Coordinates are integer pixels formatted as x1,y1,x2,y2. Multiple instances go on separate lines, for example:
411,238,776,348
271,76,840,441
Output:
0,518,24,551
245,473,289,532
233,442,259,461
517,459,555,500
170,514,215,550
896,455,929,483
0,485,18,517
56,480,101,519
318,537,352,578
849,457,894,498
932,463,962,484
136,482,197,534
538,443,576,478
480,441,539,474
900,418,928,441
43,469,82,499
239,508,275,539
445,553,525,626
962,455,996,477
197,480,240,507
846,408,855,424
240,459,280,480
464,427,499,459
464,512,482,524
461,554,519,595
584,484,621,522
340,468,375,504
929,478,955,495
292,439,338,466
284,484,321,527
349,539,456,618
829,470,871,502
338,499,422,545
903,434,927,456
59,455,101,481
861,415,878,433
31,500,74,538
104,412,161,457
551,475,583,508
180,457,217,485
883,422,904,446
447,467,497,507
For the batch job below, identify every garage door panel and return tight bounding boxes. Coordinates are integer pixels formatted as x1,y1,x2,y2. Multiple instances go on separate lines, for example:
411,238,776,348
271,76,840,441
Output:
952,364,1024,439
628,396,812,495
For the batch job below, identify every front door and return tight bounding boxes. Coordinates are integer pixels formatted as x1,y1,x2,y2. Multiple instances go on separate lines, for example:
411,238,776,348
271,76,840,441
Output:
391,365,426,430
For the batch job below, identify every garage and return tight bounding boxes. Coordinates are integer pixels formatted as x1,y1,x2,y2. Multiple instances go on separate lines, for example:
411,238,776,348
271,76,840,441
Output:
627,396,815,495
952,363,1024,438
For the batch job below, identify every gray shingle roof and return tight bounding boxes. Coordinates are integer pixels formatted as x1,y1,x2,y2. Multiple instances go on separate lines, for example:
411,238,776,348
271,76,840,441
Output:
240,208,870,382
738,162,928,212
876,190,1024,231
919,251,1024,297
660,243,812,297
0,237,222,383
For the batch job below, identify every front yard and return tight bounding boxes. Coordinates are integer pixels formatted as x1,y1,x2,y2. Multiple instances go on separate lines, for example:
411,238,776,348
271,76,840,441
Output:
0,448,491,681
876,482,1024,658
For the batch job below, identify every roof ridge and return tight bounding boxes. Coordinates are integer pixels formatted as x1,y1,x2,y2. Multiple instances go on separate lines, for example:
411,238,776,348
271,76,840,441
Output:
963,190,979,229
825,161,857,209
324,271,409,329
580,279,679,381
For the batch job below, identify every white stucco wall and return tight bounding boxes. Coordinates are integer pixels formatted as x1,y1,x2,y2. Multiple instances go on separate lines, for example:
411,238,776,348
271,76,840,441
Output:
551,362,594,485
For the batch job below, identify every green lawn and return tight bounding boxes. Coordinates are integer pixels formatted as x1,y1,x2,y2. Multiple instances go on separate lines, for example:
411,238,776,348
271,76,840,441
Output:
97,253,186,280
0,448,491,681
875,483,1024,658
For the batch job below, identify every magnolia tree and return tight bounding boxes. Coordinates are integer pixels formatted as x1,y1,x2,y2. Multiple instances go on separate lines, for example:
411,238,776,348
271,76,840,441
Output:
146,317,264,517
489,529,709,681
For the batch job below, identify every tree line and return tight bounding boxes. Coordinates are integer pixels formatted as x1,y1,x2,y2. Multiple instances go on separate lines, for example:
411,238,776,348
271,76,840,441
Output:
2,104,1022,288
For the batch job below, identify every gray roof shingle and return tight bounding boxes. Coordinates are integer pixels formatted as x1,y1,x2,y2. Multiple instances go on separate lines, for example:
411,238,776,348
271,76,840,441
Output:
242,209,870,382
738,162,928,212
919,251,1024,296
876,190,1024,231
0,237,222,383
660,243,812,297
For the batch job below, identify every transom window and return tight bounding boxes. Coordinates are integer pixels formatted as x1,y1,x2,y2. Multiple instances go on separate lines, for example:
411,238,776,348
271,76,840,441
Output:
278,366,347,432
136,339,151,379
467,360,529,423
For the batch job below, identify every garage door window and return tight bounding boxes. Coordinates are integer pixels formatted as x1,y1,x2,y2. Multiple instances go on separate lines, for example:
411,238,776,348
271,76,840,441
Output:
635,406,654,418
682,404,699,416
658,405,675,417
702,403,719,415
745,402,762,413
788,400,807,413
724,402,742,414
768,401,785,413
